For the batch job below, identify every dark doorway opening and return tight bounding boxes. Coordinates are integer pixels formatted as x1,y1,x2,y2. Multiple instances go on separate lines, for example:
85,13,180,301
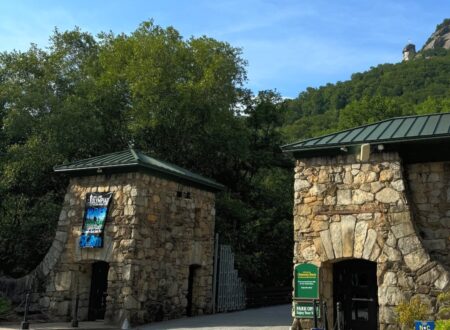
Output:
186,265,200,316
88,261,109,321
333,260,378,330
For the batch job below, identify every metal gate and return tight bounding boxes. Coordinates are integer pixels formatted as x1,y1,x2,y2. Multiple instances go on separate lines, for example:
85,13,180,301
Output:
213,235,246,312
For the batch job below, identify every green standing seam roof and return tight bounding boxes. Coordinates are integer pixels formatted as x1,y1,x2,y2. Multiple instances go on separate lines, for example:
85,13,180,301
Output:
54,149,224,191
281,113,450,153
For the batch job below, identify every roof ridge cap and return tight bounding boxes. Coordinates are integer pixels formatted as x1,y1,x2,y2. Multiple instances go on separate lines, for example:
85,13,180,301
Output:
129,148,141,163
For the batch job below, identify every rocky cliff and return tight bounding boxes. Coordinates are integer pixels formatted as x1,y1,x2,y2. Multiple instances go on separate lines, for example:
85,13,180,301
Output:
403,18,450,61
422,18,450,51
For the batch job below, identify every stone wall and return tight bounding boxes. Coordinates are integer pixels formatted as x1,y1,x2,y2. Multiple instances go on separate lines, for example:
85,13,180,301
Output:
406,162,450,267
292,152,449,330
1,171,216,326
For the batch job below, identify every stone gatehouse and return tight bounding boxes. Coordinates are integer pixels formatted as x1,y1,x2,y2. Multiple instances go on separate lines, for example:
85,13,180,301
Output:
3,148,223,326
282,113,450,329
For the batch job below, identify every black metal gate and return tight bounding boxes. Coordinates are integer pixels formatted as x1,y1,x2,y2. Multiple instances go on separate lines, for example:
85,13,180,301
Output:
333,260,378,330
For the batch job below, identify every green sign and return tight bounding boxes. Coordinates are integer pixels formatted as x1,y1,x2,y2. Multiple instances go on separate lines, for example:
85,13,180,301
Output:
294,263,319,299
295,301,321,318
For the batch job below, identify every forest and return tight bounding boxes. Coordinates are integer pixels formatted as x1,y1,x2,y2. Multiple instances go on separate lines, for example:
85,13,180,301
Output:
0,20,449,288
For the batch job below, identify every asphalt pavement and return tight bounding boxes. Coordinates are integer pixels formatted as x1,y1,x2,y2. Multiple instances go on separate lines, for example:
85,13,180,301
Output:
134,304,292,330
0,304,292,330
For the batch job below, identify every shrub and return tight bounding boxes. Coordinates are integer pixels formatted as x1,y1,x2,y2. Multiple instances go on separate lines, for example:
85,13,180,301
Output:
437,291,450,322
396,297,429,327
0,297,11,317
436,320,450,330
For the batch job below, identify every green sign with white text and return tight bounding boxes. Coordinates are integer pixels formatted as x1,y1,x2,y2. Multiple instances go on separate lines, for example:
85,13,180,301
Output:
294,263,319,299
295,301,321,318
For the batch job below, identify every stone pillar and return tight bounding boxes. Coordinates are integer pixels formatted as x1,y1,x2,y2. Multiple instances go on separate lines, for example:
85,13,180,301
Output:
291,153,450,329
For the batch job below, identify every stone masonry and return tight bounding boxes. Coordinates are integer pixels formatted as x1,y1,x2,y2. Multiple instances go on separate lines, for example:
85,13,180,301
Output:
3,171,216,326
292,152,450,329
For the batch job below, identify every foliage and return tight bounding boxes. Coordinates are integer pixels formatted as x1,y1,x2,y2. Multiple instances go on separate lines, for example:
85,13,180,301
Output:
1,18,450,290
438,291,450,320
0,297,11,317
0,22,292,287
283,49,450,142
436,320,450,330
395,297,429,327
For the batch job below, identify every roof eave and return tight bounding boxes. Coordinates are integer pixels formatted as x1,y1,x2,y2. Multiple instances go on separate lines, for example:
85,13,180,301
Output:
54,162,139,172
282,135,450,154
138,162,225,191
54,161,225,192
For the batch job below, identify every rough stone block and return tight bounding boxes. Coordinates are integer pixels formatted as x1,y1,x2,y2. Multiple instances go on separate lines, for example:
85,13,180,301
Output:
352,190,374,205
404,249,430,272
362,229,377,260
376,188,400,204
319,230,335,260
294,179,311,191
398,236,422,255
55,271,72,291
391,222,415,239
337,189,352,205
354,221,368,259
330,222,342,258
341,215,356,257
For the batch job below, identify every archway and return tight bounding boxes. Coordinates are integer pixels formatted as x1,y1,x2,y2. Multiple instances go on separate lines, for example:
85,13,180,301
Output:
333,259,378,330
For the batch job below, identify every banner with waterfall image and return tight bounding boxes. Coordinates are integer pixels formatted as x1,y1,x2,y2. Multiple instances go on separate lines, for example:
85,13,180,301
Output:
80,192,113,248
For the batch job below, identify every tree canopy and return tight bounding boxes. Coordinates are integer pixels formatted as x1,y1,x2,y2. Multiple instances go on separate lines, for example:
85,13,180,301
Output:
0,22,292,287
1,19,449,289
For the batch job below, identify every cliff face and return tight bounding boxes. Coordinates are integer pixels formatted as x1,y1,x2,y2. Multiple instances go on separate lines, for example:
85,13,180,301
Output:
422,19,450,51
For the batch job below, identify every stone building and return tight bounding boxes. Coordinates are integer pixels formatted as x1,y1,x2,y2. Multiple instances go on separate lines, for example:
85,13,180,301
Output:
4,149,223,326
282,113,450,329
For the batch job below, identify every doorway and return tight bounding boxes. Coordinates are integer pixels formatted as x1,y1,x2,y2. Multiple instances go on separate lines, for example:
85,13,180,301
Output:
186,265,200,316
333,260,378,330
88,261,109,321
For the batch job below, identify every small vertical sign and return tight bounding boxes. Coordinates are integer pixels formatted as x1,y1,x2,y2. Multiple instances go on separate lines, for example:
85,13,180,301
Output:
294,263,319,299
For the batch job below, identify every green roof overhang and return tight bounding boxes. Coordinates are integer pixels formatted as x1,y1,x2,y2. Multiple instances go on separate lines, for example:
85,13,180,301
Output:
54,149,225,192
282,113,450,161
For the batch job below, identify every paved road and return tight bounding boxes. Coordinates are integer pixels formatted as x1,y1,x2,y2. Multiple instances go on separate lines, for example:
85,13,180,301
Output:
135,304,292,330
0,305,292,330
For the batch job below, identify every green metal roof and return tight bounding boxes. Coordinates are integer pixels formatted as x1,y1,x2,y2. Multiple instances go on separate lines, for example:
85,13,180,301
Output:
281,113,450,154
54,149,224,191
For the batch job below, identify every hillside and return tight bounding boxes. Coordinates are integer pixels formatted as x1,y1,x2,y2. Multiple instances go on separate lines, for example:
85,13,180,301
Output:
422,18,450,51
283,18,450,143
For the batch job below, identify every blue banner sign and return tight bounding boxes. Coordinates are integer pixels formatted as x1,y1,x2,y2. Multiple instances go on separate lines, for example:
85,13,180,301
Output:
414,321,435,330
80,192,113,248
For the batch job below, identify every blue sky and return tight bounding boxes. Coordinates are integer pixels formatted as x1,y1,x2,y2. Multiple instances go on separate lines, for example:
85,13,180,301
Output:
0,1,448,97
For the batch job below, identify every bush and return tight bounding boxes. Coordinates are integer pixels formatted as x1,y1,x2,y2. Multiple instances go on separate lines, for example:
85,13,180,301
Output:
438,291,450,320
396,297,429,327
436,291,450,330
0,297,11,317
436,320,450,330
